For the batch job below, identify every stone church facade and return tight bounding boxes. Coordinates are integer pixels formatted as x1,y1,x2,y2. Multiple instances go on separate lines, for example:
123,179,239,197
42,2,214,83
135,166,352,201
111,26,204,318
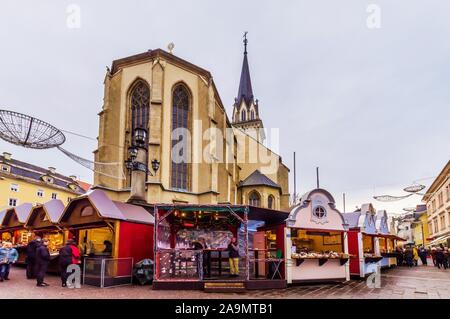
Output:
93,41,290,210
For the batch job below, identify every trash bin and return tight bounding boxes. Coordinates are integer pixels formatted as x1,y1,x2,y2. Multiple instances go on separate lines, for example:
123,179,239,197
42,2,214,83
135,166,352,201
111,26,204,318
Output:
133,259,154,285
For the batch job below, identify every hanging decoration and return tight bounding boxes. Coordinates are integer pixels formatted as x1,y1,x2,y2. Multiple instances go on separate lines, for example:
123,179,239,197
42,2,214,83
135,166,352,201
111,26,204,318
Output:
0,109,125,179
373,194,413,202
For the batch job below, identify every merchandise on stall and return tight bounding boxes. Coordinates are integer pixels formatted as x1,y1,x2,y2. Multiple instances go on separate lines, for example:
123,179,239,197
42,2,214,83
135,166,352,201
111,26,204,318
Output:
285,188,350,284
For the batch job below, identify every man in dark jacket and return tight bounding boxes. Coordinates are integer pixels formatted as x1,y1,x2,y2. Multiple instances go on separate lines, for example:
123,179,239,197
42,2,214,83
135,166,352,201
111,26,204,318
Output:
59,239,75,287
35,238,50,287
25,237,41,279
404,247,414,267
418,245,428,266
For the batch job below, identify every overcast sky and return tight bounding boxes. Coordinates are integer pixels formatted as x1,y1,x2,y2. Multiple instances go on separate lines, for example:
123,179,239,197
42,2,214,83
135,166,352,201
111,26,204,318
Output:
0,0,449,215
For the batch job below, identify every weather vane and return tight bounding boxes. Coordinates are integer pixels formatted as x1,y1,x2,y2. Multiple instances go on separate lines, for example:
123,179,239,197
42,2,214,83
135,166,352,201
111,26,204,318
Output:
167,42,175,54
243,31,248,54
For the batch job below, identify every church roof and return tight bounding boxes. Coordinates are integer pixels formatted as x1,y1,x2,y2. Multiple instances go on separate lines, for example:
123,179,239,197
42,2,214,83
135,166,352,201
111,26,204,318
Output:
239,170,280,189
236,52,254,106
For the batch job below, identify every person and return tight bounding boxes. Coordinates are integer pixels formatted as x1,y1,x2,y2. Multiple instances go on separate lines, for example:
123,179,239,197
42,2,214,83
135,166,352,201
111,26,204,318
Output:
103,240,112,254
443,247,449,270
59,239,80,287
418,245,428,266
25,236,41,279
404,247,414,268
35,238,51,287
227,237,240,277
0,242,19,282
435,247,445,270
431,247,437,266
396,246,404,266
413,246,419,266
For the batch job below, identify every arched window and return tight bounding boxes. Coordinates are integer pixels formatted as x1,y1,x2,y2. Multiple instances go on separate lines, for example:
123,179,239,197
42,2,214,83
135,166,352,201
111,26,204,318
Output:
130,80,150,139
241,109,246,122
171,84,191,191
250,110,255,120
248,191,261,207
268,195,275,209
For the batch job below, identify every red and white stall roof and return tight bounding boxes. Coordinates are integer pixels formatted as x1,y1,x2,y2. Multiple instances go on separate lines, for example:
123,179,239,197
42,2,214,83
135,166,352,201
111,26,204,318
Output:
287,188,347,231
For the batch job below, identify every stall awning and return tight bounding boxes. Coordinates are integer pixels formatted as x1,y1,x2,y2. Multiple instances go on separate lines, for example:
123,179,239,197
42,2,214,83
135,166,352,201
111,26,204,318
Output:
155,204,289,226
25,199,65,228
1,203,33,229
427,233,450,247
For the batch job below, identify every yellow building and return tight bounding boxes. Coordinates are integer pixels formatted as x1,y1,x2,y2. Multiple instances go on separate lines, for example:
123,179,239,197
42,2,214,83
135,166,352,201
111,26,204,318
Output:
94,40,290,210
0,151,87,210
423,160,450,247
411,205,429,246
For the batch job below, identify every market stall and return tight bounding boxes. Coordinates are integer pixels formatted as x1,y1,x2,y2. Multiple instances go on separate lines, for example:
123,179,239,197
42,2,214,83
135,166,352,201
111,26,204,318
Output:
58,189,154,287
153,204,288,291
25,199,67,272
376,210,400,268
285,188,350,284
0,203,34,264
344,203,383,278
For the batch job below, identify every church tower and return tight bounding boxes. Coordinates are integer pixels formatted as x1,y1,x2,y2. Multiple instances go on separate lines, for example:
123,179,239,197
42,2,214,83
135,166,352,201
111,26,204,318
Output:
232,33,265,142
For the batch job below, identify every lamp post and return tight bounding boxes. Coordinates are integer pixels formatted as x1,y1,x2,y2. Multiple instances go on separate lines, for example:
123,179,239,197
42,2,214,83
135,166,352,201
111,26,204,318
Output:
125,128,160,203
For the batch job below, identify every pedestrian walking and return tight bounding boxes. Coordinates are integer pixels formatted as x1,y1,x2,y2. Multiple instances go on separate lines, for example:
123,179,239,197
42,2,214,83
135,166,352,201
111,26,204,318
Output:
443,247,449,270
0,242,19,282
25,236,41,279
431,247,437,266
35,238,51,287
413,246,419,266
404,247,414,267
418,246,427,266
396,246,404,266
435,247,446,270
58,239,81,287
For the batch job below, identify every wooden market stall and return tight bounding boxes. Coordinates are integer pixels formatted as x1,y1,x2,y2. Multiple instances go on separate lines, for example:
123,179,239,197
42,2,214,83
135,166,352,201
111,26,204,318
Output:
58,189,154,287
375,210,403,269
344,203,383,278
153,204,288,291
25,199,67,272
285,188,350,284
0,203,34,264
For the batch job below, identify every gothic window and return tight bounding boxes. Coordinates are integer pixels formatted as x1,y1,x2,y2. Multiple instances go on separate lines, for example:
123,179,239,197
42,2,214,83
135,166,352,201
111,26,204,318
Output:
268,195,275,209
171,84,191,191
249,191,261,207
241,109,246,122
130,80,150,141
250,110,255,120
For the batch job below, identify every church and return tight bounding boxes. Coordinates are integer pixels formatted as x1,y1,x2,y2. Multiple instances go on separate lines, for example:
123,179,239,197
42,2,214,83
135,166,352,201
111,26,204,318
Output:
93,37,290,211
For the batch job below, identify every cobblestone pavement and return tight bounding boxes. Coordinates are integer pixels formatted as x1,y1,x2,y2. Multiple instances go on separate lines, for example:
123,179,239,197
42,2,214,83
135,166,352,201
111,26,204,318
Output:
0,265,449,299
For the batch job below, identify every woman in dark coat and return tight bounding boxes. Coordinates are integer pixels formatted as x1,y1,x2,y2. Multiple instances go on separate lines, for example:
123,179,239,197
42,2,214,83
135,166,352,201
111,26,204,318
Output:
59,239,76,287
404,247,414,267
35,238,50,287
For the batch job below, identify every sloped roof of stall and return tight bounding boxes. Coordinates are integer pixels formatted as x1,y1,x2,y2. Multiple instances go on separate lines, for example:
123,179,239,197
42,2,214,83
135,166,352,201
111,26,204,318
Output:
239,170,280,189
26,199,65,226
60,189,154,225
0,209,6,227
4,203,33,225
343,203,377,234
376,210,390,234
343,212,361,229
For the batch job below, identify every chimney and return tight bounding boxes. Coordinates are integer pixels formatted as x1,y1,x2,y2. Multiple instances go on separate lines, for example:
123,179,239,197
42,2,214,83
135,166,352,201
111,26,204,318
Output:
48,167,56,174
3,152,11,160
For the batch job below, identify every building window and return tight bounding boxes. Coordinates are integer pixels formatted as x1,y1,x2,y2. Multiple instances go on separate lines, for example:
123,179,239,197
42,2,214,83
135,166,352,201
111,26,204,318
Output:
10,183,19,192
248,191,261,207
130,80,150,142
51,193,57,199
37,189,44,197
8,198,17,207
434,218,438,233
431,199,436,212
438,192,444,207
428,222,433,235
440,214,446,231
171,84,191,191
250,110,255,120
241,109,246,121
313,206,327,219
1,165,10,172
268,195,275,209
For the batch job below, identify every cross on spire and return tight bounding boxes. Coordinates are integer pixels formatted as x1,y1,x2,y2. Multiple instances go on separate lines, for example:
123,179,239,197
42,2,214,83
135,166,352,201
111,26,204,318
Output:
243,31,248,54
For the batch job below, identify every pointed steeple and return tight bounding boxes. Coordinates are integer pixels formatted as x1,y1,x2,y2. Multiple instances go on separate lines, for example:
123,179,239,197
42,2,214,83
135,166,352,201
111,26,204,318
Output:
236,32,254,106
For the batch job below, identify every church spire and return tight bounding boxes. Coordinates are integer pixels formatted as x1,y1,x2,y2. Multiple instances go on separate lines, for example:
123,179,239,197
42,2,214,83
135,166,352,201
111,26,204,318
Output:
236,32,254,106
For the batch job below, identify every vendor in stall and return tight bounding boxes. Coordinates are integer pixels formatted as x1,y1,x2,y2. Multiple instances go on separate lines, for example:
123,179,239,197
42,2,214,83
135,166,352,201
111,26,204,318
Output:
227,237,240,277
